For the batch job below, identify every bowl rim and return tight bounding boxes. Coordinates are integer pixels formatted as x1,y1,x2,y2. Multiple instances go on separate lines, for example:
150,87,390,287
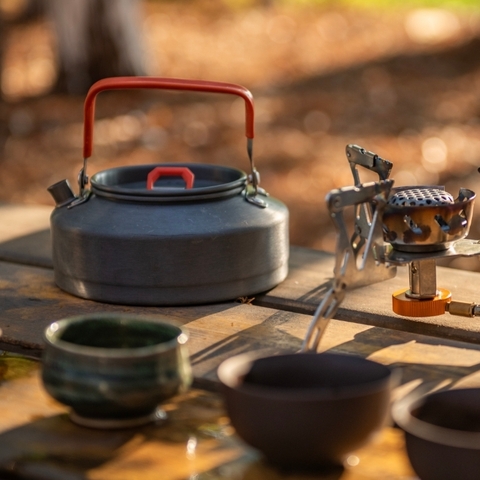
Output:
43,313,188,359
392,387,480,449
217,352,394,401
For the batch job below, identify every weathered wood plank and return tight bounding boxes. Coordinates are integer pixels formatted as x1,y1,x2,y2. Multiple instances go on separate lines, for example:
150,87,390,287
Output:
3,261,480,394
0,355,415,479
0,260,245,359
3,205,480,344
0,229,52,268
255,246,480,344
0,203,52,268
2,205,480,478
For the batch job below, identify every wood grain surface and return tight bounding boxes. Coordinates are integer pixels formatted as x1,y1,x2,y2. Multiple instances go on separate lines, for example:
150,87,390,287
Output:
3,260,480,397
0,203,52,268
2,204,480,344
2,205,480,478
256,246,480,344
0,353,416,480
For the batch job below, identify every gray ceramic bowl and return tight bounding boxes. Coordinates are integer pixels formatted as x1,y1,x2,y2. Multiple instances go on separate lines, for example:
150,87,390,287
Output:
42,313,192,428
217,352,394,470
393,388,480,480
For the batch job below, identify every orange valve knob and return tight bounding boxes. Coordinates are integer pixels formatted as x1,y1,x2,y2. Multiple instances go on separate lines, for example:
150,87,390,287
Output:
392,288,451,317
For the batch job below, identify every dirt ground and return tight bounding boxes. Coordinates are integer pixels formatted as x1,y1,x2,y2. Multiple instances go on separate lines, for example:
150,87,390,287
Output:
1,1,480,271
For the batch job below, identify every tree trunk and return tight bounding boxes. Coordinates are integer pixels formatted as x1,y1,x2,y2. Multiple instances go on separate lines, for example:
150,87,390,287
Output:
46,0,148,95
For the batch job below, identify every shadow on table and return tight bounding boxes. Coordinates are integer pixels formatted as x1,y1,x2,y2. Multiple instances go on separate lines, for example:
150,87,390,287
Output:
0,390,221,479
0,413,137,479
0,389,328,480
0,229,52,268
195,456,345,480
191,306,480,393
296,279,333,306
190,309,307,387
328,327,480,392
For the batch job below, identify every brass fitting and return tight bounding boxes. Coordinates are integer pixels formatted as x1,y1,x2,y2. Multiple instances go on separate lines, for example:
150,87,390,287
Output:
446,300,476,318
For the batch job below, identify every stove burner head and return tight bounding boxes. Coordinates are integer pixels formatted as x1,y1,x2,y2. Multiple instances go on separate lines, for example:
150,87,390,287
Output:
383,187,475,253
388,188,454,207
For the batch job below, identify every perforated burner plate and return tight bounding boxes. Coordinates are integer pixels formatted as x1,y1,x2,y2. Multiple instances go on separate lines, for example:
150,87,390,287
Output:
388,188,454,207
383,187,475,253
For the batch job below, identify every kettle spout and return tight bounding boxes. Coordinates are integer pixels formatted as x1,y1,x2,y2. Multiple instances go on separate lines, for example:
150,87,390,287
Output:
48,179,77,207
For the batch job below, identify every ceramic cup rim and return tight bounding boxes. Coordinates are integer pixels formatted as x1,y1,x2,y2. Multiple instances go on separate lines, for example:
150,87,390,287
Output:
217,352,394,402
44,313,188,359
392,387,480,449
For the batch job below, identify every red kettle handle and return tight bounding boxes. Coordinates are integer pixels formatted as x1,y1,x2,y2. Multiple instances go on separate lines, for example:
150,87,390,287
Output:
83,76,255,159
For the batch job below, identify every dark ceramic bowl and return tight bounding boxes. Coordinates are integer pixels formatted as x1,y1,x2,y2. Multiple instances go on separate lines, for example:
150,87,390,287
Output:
217,352,393,469
393,388,480,480
42,314,192,428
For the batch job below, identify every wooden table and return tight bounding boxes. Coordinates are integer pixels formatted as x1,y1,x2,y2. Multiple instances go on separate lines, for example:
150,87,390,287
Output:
2,203,480,478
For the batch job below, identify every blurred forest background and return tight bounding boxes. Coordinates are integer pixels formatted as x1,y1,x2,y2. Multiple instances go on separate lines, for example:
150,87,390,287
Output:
1,0,480,270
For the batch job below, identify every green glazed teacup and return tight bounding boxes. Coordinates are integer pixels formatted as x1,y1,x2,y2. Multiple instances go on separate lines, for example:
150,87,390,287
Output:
42,313,192,428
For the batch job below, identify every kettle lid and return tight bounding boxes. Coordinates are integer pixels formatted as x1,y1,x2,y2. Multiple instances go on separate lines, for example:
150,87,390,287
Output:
90,163,247,202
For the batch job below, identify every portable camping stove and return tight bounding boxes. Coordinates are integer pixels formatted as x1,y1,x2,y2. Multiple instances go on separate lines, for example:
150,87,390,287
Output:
303,144,480,351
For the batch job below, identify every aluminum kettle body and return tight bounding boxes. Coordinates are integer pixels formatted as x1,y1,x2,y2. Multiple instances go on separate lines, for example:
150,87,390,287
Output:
50,186,289,306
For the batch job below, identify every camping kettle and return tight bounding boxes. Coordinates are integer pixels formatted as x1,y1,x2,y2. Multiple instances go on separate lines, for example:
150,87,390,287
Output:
48,77,289,306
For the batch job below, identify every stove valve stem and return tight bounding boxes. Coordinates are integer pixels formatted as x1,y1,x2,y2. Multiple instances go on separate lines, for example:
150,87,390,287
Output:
447,300,480,318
